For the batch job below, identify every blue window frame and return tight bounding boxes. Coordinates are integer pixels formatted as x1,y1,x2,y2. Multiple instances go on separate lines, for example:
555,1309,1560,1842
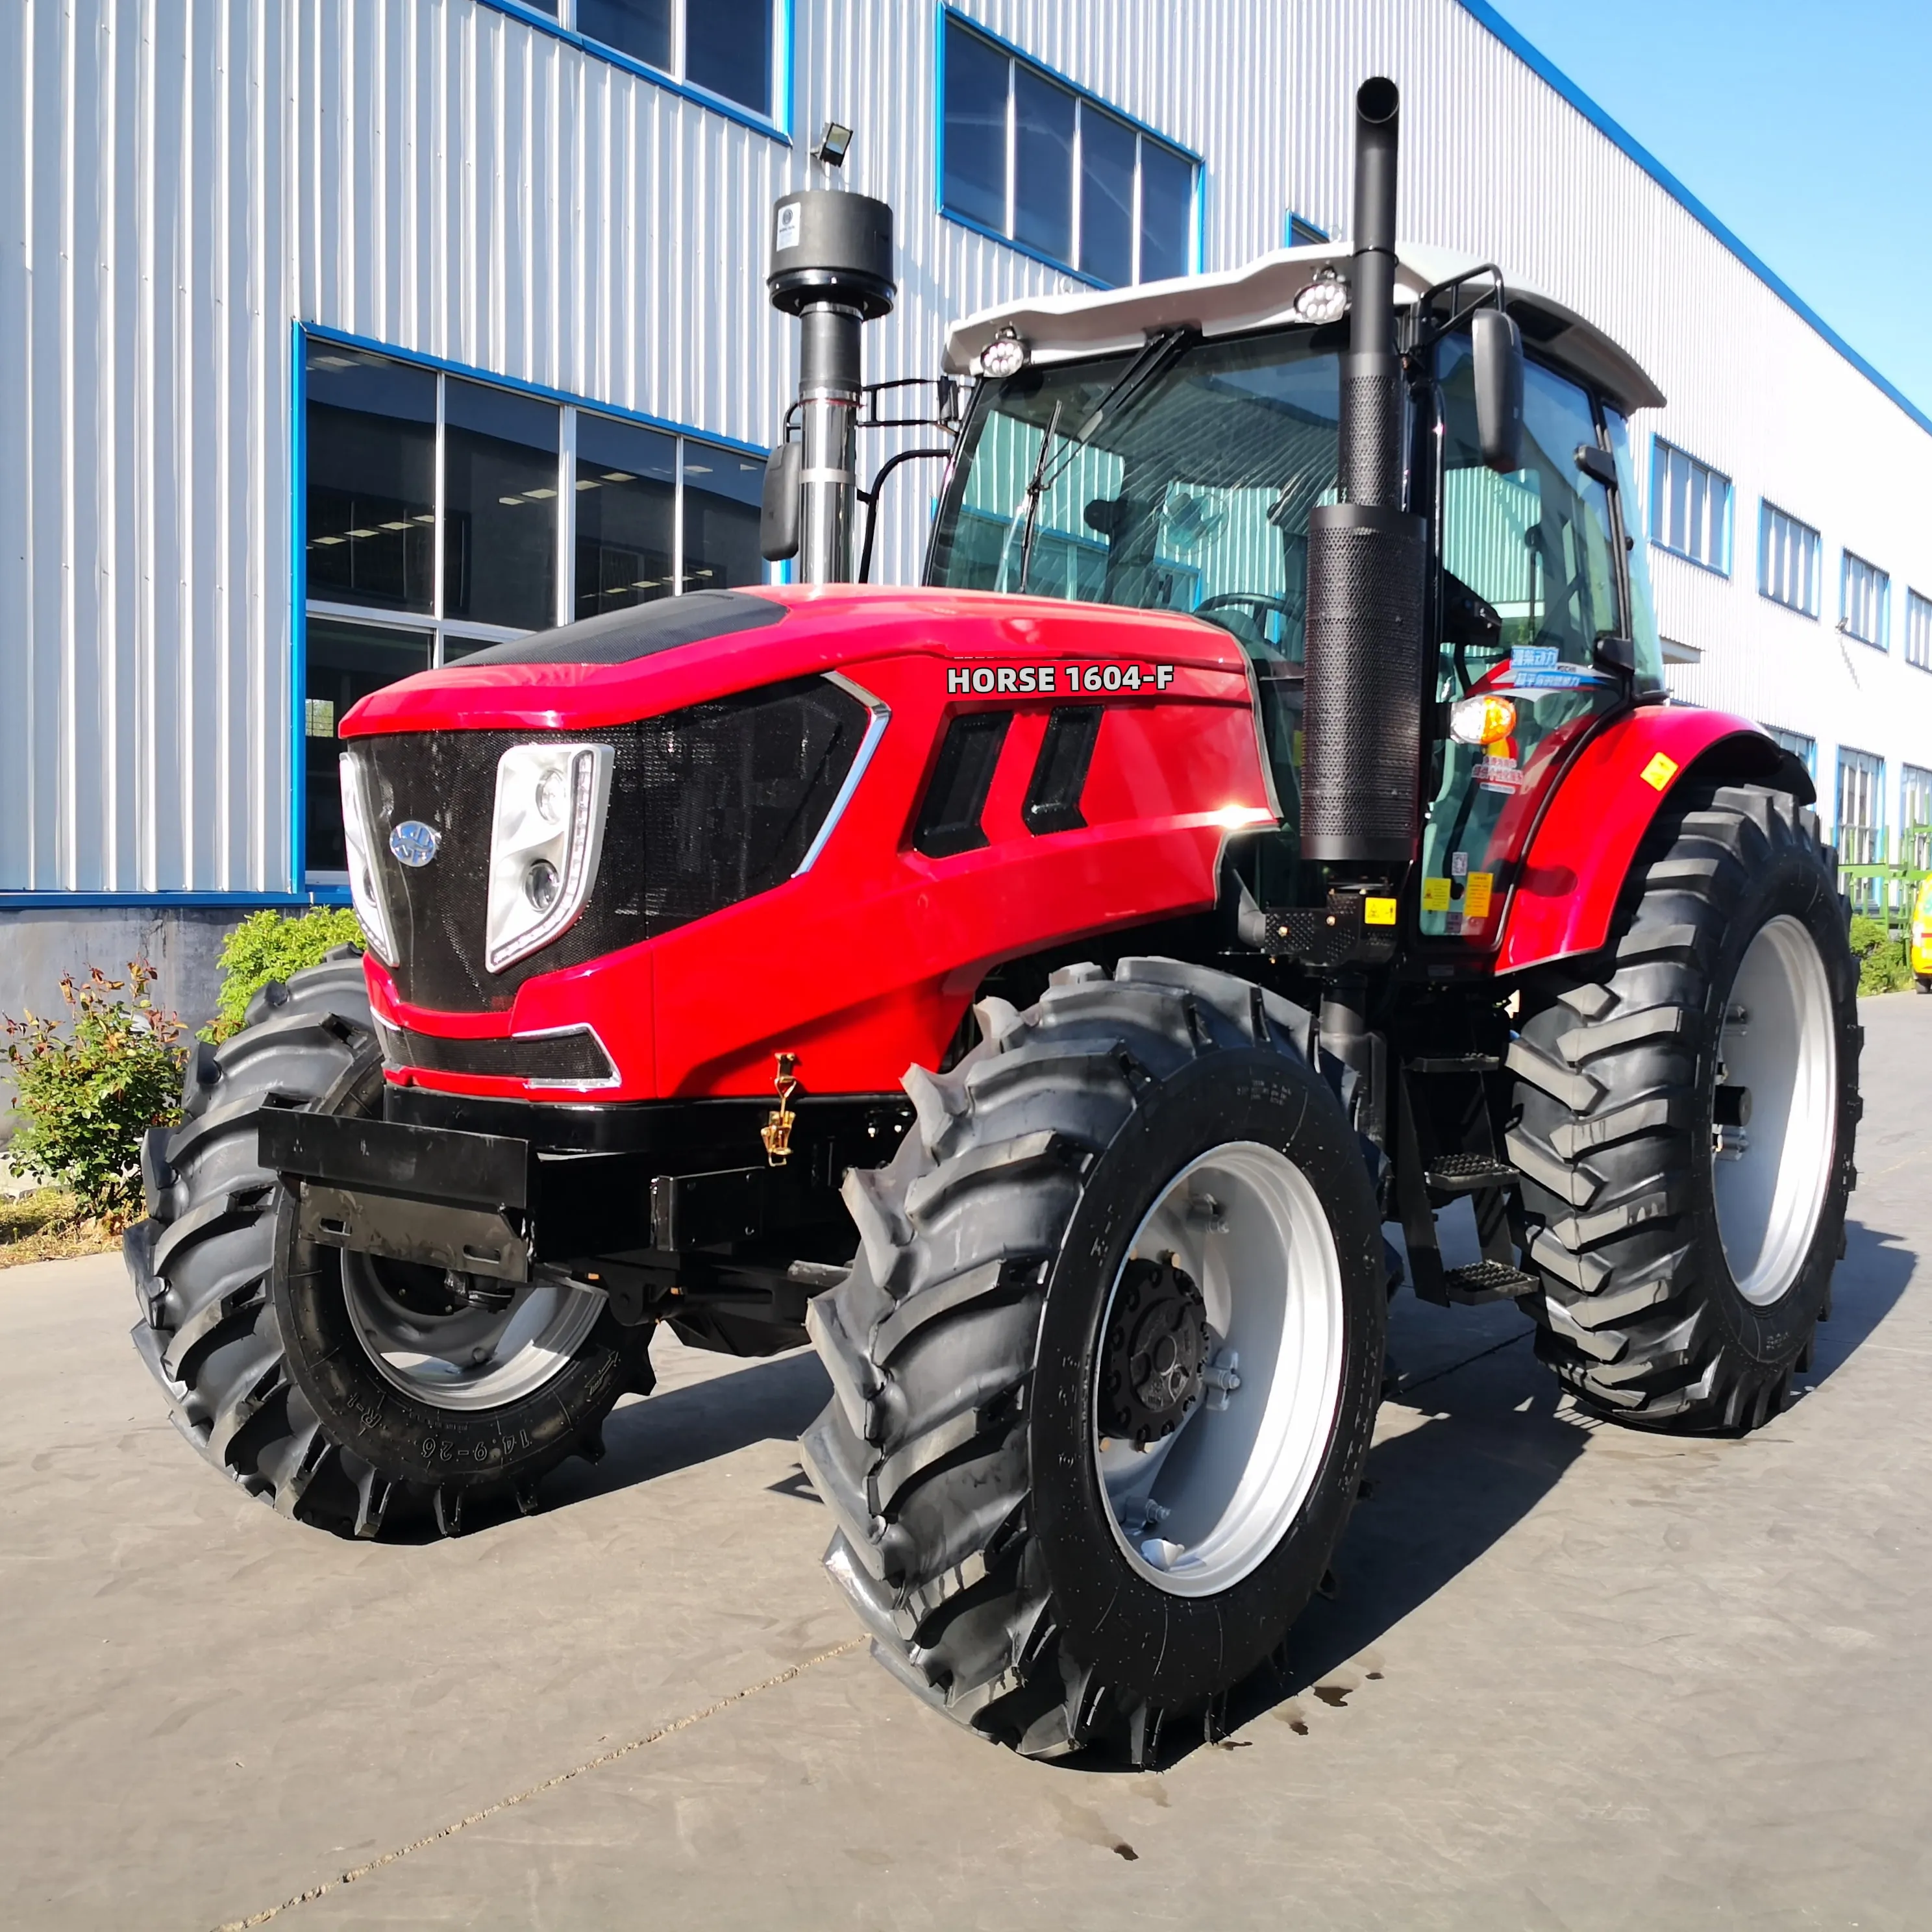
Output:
1840,549,1890,650
938,11,1200,288
1902,764,1932,871
1763,724,1816,776
1908,588,1932,672
1649,436,1730,575
1759,499,1820,617
295,327,770,884
483,0,788,136
1284,212,1328,248
1836,745,1884,907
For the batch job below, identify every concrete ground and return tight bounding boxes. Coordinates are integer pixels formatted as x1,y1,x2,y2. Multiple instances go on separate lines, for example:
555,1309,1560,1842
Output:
3,997,1929,1932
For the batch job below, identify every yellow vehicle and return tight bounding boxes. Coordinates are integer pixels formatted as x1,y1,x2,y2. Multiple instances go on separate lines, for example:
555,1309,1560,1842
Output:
1914,877,1932,992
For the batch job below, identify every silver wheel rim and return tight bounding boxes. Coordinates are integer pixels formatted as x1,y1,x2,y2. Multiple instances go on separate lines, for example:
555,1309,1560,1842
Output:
1713,914,1837,1306
341,1254,606,1411
1091,1142,1346,1598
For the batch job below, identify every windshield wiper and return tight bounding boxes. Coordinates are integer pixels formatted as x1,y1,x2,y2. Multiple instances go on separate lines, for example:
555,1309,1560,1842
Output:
1015,401,1063,595
1013,326,1197,594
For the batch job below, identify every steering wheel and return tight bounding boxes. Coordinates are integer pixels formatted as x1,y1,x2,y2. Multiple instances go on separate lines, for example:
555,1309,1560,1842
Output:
1194,593,1299,649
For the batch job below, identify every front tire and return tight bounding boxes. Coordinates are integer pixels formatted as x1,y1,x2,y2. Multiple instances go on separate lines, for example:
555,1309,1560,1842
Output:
125,954,650,1536
1509,783,1861,1432
802,960,1385,1761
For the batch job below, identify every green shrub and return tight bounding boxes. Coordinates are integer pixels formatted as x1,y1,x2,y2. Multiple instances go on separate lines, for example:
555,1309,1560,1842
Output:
1848,913,1914,996
209,906,365,1041
2,963,186,1225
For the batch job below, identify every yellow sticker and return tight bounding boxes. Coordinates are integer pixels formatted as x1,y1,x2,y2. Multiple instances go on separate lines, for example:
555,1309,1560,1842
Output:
1291,728,1304,769
1364,897,1398,926
1464,872,1494,919
1422,877,1453,913
1641,752,1679,791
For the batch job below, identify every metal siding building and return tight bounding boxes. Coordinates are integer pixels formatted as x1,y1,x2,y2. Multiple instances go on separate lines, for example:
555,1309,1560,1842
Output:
5,0,1931,1015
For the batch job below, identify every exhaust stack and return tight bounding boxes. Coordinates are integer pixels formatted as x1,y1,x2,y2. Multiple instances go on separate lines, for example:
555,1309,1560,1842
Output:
1300,78,1428,867
765,191,897,584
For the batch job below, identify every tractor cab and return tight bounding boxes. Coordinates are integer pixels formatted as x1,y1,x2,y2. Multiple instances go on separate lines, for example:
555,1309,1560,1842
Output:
928,243,1668,950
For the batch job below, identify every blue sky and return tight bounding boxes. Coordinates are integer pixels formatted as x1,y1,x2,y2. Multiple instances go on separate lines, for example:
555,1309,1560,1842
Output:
1486,0,1932,420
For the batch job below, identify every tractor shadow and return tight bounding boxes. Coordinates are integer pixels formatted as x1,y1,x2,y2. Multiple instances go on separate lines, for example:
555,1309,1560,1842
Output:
1195,1213,1919,1759
540,1344,832,1512
1803,1217,1916,1391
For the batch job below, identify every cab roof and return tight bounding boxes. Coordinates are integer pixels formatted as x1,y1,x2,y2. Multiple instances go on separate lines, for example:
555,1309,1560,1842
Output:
943,242,1666,416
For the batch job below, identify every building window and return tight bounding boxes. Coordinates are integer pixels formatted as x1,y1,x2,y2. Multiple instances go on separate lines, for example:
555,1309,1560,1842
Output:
1759,501,1820,616
1764,724,1816,775
1837,745,1883,908
301,338,767,880
1908,588,1932,671
1650,437,1730,575
1903,763,1932,872
1840,550,1890,650
551,0,775,118
1284,212,1328,248
940,14,1197,287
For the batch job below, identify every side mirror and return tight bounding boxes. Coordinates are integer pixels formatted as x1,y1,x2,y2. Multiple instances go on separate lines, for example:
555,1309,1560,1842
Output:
759,441,802,562
1471,308,1524,474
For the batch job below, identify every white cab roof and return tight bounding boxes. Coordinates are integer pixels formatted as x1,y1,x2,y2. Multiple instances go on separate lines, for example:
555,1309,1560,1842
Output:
943,242,1666,415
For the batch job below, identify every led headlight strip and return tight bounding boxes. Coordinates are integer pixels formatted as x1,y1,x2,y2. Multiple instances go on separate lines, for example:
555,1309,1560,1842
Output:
484,741,615,973
337,749,399,965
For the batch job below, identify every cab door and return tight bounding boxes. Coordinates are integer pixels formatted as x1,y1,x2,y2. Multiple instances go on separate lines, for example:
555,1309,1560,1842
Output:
1417,338,1652,944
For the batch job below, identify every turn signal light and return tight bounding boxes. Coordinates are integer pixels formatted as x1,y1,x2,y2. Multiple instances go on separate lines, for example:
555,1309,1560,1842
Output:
1448,695,1517,747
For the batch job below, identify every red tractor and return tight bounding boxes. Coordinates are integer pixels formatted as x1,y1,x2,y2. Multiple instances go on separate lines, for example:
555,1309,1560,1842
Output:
128,80,1859,1763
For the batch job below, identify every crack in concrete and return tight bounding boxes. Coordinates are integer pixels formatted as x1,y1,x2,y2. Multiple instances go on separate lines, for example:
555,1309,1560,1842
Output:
1394,1328,1532,1397
210,1636,868,1931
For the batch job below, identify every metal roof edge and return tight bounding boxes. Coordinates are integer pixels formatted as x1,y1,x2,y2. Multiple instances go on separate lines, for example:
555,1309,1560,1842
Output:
1454,0,1932,441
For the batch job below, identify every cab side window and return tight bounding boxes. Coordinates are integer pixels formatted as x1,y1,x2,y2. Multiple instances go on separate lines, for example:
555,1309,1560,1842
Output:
1438,339,1621,689
1418,343,1627,945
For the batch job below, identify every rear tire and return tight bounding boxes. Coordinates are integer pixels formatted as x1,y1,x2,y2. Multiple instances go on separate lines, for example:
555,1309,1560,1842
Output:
802,959,1385,1761
1509,784,1860,1432
126,952,650,1535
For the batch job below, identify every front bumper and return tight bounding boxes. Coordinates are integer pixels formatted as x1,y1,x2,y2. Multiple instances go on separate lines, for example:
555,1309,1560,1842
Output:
257,1089,908,1290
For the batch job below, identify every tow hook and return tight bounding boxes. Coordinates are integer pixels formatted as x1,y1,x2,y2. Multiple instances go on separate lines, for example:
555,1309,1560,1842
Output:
762,1052,801,1165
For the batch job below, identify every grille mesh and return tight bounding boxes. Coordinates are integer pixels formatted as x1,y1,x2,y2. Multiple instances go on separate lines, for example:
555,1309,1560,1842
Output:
1301,501,1427,863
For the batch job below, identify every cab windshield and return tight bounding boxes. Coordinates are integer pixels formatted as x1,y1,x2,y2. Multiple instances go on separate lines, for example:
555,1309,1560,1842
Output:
927,329,1341,660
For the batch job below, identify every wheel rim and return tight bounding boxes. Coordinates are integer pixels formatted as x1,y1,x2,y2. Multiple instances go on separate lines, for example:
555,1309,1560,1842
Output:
341,1253,606,1411
1091,1141,1346,1598
1712,913,1837,1306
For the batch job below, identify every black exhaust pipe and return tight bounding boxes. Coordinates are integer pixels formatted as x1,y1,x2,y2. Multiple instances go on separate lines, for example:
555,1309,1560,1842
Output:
1300,78,1427,868
765,191,897,584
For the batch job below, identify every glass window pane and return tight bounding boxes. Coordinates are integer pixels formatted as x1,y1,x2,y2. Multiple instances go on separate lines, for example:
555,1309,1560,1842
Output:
943,22,1009,233
442,378,560,632
304,347,436,612
1078,106,1135,286
1605,409,1665,692
303,617,432,875
1137,141,1193,282
684,0,770,112
682,445,768,593
576,0,671,70
575,413,678,619
1012,67,1075,264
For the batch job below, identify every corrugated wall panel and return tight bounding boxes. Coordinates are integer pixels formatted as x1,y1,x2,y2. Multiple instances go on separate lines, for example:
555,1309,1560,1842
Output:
6,0,1932,895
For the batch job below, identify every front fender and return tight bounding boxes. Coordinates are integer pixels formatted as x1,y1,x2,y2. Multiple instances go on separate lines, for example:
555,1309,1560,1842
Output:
1495,706,1811,974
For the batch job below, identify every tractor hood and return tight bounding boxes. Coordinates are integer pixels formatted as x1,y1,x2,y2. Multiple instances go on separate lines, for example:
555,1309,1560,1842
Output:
944,241,1666,418
339,584,1246,737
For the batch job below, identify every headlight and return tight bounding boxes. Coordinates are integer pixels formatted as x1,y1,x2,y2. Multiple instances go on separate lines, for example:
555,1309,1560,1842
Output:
485,742,615,972
338,750,398,965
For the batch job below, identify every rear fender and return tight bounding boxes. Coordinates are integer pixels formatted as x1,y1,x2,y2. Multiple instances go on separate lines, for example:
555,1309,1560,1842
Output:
1494,707,1813,974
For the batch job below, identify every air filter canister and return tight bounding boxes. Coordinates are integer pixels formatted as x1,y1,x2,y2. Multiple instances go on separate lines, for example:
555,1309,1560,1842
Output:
1300,500,1427,865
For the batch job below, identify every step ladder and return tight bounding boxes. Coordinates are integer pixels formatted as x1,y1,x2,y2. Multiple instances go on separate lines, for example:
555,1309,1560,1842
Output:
1394,1051,1537,1307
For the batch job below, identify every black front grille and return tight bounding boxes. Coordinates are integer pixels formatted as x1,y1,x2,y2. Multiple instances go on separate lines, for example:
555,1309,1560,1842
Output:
356,676,871,1011
375,1020,617,1084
